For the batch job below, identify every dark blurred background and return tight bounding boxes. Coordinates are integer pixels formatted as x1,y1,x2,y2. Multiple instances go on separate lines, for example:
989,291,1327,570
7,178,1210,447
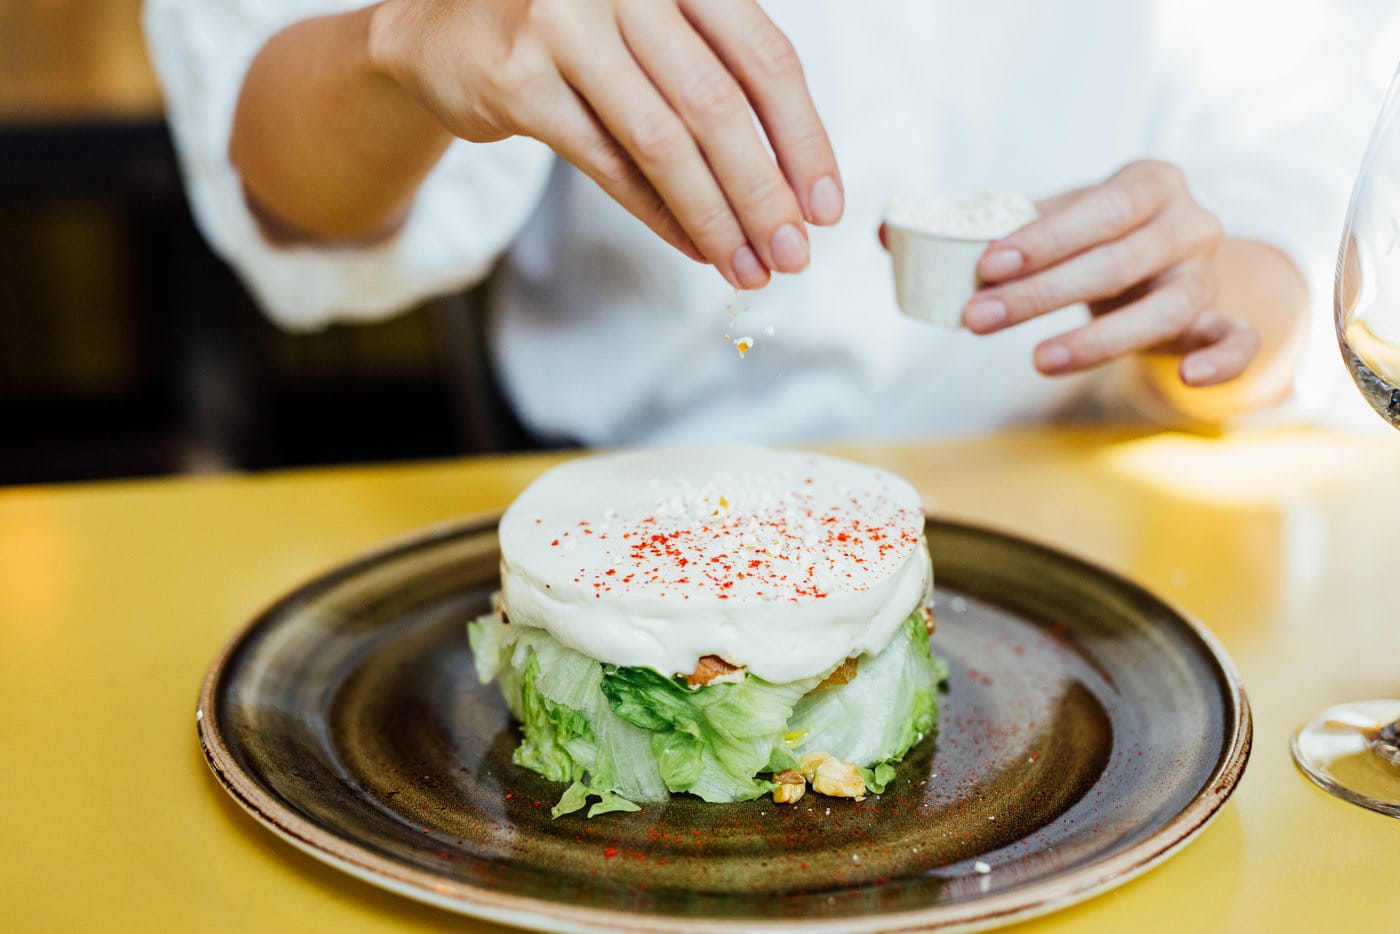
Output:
1,0,530,488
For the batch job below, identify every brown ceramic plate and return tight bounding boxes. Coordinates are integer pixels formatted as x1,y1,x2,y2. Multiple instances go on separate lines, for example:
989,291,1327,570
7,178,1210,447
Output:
198,517,1250,933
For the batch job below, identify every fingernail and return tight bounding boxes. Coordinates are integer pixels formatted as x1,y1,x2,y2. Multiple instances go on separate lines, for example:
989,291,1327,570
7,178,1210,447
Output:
731,244,768,289
808,176,843,225
980,248,1024,280
1036,343,1073,372
770,224,809,273
1183,359,1217,384
964,300,1007,332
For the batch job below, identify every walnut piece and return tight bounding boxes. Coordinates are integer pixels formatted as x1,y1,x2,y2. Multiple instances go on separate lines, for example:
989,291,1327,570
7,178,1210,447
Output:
921,605,936,634
798,752,867,800
772,769,807,804
685,654,743,687
815,656,859,690
798,751,829,782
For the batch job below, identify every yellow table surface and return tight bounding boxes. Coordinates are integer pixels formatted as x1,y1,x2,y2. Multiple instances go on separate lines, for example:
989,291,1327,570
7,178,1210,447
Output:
4,427,1397,933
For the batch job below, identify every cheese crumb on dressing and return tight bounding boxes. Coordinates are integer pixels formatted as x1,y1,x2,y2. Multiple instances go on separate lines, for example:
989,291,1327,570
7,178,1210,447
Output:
498,445,932,683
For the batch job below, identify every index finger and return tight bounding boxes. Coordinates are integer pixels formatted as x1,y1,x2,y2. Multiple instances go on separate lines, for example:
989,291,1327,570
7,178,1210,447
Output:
680,0,844,225
980,163,1175,283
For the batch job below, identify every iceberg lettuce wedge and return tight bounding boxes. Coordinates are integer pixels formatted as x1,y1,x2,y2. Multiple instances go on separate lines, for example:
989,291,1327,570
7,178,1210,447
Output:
468,606,947,814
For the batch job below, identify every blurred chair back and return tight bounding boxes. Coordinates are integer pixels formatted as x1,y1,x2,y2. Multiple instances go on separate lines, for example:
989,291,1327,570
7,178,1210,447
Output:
0,0,533,486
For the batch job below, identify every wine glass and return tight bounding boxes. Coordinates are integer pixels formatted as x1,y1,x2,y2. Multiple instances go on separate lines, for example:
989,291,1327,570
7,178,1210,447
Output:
1291,67,1400,816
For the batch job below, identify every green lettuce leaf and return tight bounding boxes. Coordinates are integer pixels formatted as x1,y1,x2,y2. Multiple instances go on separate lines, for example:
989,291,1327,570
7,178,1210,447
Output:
858,761,899,794
467,611,524,719
587,792,643,817
765,744,800,775
513,649,594,782
550,780,592,818
600,665,821,802
549,780,642,818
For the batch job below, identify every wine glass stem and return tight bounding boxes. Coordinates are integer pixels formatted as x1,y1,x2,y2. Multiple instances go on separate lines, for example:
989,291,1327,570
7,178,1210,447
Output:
1375,719,1400,766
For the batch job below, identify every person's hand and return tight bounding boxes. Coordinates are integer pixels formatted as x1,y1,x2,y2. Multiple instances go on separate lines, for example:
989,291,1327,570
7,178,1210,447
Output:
964,160,1257,387
367,0,842,289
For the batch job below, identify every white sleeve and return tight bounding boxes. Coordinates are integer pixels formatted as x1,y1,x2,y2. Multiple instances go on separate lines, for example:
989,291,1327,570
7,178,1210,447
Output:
1142,0,1389,424
142,0,556,332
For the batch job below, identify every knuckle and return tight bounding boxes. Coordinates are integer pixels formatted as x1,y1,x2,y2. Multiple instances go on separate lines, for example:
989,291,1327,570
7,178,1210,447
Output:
584,139,635,191
1007,223,1051,266
1099,239,1155,294
483,26,552,100
1108,162,1175,217
645,197,677,234
1129,158,1184,189
1138,223,1176,264
788,124,833,164
1189,308,1225,340
1236,320,1262,356
1071,331,1110,365
1148,158,1184,183
497,50,552,101
1058,327,1114,369
1183,268,1215,306
1157,283,1201,332
1196,211,1225,250
626,108,688,164
636,193,687,248
747,24,802,80
1113,160,1150,187
522,0,568,32
1098,184,1143,233
520,0,577,53
682,67,744,123
1013,276,1065,317
688,199,738,242
735,168,788,212
1198,281,1221,315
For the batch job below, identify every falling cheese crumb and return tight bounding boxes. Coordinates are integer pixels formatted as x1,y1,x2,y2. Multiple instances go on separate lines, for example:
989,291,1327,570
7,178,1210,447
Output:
734,336,754,358
726,290,745,318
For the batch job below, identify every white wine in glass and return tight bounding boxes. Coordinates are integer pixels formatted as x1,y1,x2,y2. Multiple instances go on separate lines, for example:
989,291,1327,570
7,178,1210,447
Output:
1292,67,1400,816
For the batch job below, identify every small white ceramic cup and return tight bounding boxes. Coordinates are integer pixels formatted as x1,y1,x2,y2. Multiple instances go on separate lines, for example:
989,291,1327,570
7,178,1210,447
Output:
885,223,991,329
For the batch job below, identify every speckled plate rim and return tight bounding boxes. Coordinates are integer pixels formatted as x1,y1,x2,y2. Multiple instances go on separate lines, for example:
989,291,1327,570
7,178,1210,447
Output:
196,514,1252,934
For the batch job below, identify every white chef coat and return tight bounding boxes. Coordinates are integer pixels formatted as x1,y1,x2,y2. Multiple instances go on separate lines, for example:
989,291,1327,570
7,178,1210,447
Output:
143,0,1385,445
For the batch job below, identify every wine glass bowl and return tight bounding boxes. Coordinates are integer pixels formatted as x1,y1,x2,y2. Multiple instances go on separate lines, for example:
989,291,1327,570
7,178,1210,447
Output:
1292,66,1400,817
1336,68,1400,422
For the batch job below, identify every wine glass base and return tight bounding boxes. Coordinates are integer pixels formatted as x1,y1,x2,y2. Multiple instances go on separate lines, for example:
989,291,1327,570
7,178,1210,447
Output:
1292,700,1400,817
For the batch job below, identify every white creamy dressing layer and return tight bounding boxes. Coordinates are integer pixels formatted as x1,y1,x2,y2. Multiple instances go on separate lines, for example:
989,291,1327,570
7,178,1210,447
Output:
497,445,932,683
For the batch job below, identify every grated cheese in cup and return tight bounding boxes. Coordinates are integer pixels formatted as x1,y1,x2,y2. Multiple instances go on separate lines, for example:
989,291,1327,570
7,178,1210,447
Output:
885,192,1038,328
